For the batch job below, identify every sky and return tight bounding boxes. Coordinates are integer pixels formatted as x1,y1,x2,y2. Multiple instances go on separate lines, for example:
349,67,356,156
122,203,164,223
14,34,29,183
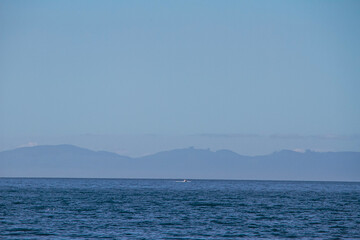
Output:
1,0,360,153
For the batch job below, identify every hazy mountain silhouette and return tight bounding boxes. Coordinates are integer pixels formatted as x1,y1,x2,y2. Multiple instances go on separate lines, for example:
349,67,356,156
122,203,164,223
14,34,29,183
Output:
0,145,131,178
0,145,359,181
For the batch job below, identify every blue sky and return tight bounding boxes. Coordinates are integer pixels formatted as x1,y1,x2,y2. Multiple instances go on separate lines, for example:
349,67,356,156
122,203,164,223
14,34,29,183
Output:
1,0,360,138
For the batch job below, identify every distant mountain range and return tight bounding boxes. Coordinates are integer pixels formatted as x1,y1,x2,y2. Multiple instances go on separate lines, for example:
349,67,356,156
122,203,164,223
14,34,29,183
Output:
1,144,359,181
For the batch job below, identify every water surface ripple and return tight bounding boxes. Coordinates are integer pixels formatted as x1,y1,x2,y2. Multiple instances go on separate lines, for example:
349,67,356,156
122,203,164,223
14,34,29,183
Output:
0,178,359,239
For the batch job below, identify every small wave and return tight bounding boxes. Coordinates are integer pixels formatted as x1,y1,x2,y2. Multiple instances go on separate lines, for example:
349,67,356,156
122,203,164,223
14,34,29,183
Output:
189,202,226,207
8,227,37,232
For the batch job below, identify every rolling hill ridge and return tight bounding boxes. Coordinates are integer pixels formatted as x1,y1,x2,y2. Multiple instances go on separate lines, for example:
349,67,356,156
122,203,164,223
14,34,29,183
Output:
1,145,359,181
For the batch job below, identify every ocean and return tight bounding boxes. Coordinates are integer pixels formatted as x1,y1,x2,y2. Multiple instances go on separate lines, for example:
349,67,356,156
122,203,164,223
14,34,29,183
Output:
0,178,359,239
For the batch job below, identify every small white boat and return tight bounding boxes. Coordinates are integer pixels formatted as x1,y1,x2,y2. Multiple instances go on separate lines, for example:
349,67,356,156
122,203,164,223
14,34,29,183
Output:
176,179,191,182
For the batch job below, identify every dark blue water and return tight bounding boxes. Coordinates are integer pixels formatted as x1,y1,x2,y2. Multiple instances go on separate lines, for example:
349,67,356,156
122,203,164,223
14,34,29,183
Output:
0,178,359,239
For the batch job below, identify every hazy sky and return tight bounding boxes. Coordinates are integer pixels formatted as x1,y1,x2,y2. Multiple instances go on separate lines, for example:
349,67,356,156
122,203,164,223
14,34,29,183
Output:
1,0,360,138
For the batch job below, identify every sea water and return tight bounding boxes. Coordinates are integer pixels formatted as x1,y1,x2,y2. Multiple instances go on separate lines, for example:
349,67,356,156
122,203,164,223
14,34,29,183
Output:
0,178,359,239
